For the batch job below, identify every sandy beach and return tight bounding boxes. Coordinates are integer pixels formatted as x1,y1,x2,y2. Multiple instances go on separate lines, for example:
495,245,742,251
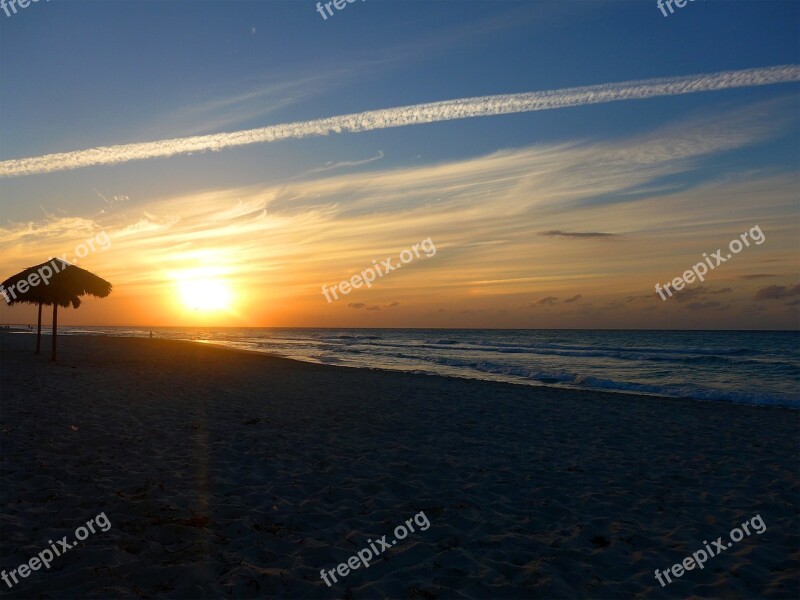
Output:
0,331,797,599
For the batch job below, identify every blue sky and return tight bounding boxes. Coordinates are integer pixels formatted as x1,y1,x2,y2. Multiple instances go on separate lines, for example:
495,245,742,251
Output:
0,0,798,328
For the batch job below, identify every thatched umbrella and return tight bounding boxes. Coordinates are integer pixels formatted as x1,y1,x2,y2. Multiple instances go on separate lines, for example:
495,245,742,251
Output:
1,258,112,361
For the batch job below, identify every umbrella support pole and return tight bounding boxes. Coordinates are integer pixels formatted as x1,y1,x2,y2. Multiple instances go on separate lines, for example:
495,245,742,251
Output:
36,302,42,354
51,304,57,362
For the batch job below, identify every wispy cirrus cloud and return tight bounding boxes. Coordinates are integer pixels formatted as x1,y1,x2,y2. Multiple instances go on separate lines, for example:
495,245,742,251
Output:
2,65,797,178
308,150,385,174
539,230,617,238
138,73,347,139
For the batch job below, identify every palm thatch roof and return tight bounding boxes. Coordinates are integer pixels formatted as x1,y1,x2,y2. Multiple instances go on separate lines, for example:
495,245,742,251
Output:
2,258,112,361
2,258,111,308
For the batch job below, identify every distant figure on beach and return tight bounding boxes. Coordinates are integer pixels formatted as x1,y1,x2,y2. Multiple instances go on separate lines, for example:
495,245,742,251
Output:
149,331,153,339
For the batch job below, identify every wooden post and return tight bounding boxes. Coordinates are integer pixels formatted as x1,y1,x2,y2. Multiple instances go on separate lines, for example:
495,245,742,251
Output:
36,302,42,354
51,303,58,362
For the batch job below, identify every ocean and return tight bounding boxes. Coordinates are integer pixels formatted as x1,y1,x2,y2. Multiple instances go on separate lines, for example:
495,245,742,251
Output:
19,327,800,408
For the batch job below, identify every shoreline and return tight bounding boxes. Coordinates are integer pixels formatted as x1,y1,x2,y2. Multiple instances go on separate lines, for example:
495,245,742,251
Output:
4,329,797,410
86,335,800,411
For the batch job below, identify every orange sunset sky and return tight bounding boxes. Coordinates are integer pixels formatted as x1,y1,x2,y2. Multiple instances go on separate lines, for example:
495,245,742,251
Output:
1,3,798,330
1,127,798,330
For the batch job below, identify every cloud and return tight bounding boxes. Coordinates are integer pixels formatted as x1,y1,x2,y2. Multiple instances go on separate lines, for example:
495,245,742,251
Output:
536,296,559,305
2,65,797,177
308,150,384,174
754,284,800,300
686,301,725,310
625,294,654,303
663,286,733,309
670,286,733,303
348,301,399,311
136,70,354,139
562,294,582,304
601,301,625,311
538,230,617,238
738,273,777,280
672,286,709,303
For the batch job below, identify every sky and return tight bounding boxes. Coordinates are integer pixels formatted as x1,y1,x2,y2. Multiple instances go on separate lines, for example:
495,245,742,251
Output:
0,0,798,329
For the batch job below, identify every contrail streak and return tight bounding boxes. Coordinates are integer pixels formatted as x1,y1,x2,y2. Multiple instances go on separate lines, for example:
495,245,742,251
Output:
1,65,797,178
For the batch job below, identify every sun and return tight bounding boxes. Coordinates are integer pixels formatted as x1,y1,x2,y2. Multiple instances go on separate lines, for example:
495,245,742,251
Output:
176,276,233,312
